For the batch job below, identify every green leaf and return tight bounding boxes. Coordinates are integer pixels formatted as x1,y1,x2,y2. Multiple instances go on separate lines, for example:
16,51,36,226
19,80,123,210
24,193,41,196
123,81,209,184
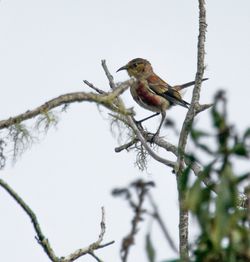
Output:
243,127,250,140
186,178,203,212
212,163,236,249
196,142,214,155
145,233,156,262
211,107,225,130
231,143,248,157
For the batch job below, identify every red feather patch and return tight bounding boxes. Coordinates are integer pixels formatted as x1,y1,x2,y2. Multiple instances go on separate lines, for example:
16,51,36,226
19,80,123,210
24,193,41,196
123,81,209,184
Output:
136,82,160,106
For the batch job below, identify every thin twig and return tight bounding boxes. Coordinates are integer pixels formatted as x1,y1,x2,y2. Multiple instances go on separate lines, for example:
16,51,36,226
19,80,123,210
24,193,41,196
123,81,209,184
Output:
195,103,213,115
62,207,113,262
101,60,116,89
83,80,106,94
88,252,103,262
114,139,138,152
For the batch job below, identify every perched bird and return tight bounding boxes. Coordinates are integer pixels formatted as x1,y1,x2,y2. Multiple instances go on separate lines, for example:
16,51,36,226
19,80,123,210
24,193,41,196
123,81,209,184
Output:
117,58,208,137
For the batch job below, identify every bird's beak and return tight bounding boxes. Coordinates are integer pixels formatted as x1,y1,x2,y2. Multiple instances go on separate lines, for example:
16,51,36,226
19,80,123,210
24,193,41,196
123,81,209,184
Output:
116,65,128,72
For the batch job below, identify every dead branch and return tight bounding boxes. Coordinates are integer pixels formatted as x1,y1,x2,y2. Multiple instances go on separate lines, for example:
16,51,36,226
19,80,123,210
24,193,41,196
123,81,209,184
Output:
0,179,114,262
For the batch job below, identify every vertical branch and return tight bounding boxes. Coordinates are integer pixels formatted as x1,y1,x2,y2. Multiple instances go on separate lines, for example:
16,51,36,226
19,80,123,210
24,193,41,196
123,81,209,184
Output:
120,181,149,262
177,177,189,262
176,0,207,260
177,0,207,166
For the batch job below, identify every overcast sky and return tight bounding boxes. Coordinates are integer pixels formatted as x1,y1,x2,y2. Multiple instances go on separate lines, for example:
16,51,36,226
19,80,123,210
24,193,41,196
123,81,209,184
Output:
0,1,250,261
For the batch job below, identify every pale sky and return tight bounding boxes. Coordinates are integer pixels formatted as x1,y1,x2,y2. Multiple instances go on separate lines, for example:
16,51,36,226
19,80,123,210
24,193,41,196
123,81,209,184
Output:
0,1,250,261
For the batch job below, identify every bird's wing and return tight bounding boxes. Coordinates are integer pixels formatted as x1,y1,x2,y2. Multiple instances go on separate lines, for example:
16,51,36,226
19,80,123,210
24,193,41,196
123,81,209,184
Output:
146,74,190,108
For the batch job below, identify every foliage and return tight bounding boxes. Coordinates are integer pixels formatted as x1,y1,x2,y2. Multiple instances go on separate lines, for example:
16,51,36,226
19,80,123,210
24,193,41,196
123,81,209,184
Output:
185,91,250,262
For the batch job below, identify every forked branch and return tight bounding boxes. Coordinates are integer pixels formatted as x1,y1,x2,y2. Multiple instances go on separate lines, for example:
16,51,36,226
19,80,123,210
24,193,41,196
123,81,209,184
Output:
0,179,114,262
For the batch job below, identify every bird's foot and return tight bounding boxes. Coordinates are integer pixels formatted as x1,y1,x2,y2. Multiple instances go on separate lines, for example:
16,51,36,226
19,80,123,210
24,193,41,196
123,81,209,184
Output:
150,132,159,143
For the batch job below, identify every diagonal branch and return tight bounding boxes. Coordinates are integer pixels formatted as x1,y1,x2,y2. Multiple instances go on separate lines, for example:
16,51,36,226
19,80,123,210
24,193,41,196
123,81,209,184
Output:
0,178,58,261
0,179,114,262
83,80,106,95
126,116,176,168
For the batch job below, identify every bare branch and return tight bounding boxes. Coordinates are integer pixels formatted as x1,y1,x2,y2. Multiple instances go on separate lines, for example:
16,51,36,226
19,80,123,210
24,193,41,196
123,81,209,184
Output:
175,1,207,260
88,252,103,262
114,139,138,152
126,116,176,168
83,80,106,94
0,83,133,131
177,191,189,262
0,179,114,262
177,0,207,170
0,179,58,261
62,207,114,262
195,103,213,115
101,60,116,89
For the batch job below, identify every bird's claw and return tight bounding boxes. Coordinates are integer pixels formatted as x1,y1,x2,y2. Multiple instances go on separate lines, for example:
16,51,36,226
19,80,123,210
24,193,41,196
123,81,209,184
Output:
150,132,159,143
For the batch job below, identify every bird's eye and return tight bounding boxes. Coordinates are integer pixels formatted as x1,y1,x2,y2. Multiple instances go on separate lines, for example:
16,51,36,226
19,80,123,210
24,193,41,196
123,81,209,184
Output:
133,63,137,68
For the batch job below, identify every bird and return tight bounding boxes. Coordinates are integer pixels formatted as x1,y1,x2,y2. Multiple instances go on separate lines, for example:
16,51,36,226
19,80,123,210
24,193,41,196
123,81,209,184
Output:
117,58,208,138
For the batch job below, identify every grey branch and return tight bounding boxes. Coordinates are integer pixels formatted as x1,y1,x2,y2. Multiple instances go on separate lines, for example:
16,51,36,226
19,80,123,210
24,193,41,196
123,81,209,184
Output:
175,1,207,261
177,0,208,170
126,116,176,168
114,139,138,152
0,81,133,131
83,80,106,94
102,60,116,90
0,178,58,261
62,207,114,262
88,252,103,262
114,132,250,208
0,179,114,262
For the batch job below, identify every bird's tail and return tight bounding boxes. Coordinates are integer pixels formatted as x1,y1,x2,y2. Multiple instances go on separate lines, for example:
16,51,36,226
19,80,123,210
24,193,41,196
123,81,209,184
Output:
174,78,208,91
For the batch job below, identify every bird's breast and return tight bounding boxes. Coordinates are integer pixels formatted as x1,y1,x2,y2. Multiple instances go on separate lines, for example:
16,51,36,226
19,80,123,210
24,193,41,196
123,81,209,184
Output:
136,81,160,107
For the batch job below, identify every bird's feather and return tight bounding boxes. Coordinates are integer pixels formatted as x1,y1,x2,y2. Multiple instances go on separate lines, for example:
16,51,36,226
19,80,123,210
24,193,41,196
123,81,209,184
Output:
146,74,189,108
162,88,190,108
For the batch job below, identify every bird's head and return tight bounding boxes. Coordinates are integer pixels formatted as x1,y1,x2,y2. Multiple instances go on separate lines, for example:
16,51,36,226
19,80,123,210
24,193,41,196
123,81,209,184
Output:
117,58,152,78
